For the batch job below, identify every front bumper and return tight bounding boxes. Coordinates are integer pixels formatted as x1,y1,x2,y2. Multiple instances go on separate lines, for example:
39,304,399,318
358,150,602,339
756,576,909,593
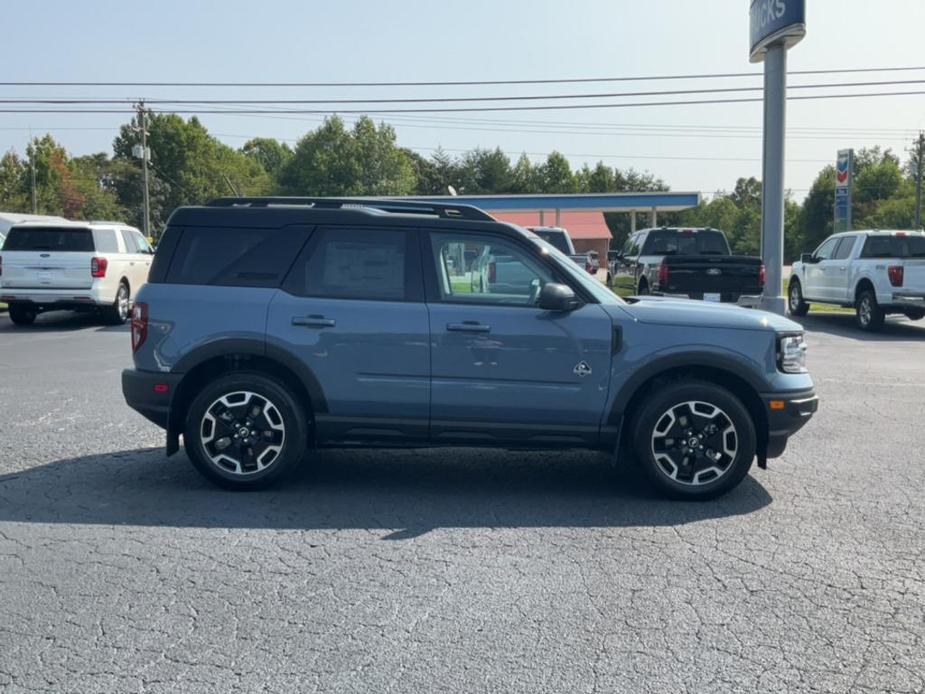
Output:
760,388,819,459
122,368,181,430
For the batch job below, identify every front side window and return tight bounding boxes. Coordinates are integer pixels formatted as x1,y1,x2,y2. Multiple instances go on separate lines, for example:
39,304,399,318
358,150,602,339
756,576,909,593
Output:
814,237,839,261
289,227,408,301
430,233,554,306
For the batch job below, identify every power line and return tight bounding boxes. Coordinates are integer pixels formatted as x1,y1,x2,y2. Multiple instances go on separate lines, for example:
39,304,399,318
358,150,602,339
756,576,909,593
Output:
1,66,923,88
1,89,923,114
3,79,925,106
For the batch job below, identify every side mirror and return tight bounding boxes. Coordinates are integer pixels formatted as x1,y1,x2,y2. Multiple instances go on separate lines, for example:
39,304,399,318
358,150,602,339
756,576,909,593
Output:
801,253,814,264
538,282,579,312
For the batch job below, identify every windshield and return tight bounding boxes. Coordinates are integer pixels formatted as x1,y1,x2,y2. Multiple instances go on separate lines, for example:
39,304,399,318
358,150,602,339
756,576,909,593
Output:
3,226,94,252
524,231,622,304
533,230,572,254
641,229,730,256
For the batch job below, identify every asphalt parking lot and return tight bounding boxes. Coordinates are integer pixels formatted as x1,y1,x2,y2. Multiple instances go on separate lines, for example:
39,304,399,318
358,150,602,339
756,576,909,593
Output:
1,310,923,693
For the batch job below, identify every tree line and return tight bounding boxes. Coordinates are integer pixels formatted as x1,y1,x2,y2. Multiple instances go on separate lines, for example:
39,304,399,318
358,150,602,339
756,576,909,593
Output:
0,112,921,261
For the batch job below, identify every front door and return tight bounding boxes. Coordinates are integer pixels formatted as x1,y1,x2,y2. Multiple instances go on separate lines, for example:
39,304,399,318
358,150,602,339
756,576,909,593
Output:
423,230,614,446
804,236,840,301
267,225,430,443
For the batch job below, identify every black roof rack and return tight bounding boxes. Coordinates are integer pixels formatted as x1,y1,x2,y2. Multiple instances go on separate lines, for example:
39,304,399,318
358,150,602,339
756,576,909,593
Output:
205,196,495,222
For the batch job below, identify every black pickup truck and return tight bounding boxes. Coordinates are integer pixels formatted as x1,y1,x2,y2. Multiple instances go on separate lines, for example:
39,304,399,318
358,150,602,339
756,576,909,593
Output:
611,227,765,303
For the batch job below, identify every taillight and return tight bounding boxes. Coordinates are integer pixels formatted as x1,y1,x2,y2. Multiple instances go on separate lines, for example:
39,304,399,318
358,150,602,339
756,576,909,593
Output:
91,257,108,278
131,302,148,353
658,262,669,286
888,265,904,287
759,263,766,288
586,261,594,273
488,262,496,283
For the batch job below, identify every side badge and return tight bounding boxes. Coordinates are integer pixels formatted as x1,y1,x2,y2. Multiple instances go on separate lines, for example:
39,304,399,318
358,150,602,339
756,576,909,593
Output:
574,361,592,377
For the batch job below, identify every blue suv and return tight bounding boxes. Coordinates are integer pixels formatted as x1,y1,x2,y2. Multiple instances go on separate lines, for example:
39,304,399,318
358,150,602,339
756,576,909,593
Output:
122,198,817,499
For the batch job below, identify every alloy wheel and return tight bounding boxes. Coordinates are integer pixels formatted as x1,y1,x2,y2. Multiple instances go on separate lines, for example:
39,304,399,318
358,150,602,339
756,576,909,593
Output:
650,400,738,486
200,391,286,476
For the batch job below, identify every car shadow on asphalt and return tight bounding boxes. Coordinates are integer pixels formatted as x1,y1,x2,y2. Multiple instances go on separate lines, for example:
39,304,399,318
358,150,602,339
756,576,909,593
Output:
0,310,128,333
0,447,772,537
799,313,925,342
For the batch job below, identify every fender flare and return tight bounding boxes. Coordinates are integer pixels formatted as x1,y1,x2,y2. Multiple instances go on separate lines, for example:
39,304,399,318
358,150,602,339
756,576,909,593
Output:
607,349,769,424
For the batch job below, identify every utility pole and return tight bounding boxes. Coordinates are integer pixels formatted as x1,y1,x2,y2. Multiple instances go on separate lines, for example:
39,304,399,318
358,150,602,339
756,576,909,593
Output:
29,130,37,214
915,132,924,230
133,102,151,238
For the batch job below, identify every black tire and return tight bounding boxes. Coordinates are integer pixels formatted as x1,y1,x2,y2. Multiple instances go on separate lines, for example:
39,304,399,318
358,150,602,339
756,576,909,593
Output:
102,281,130,325
184,372,309,490
7,303,37,326
903,308,925,321
855,289,885,332
630,380,757,500
787,279,809,317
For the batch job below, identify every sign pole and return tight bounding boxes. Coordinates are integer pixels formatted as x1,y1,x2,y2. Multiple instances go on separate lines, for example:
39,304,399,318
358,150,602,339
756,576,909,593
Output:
759,43,787,315
749,0,805,315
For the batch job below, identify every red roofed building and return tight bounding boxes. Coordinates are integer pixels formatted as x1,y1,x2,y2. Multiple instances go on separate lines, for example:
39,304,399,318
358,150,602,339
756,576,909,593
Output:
491,211,613,261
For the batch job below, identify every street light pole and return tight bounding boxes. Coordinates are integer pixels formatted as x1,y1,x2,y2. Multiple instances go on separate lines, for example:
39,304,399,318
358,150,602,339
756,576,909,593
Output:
915,132,924,229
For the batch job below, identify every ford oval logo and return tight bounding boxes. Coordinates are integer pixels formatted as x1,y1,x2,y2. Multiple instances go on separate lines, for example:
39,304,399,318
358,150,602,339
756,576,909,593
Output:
40,253,50,258
706,268,722,276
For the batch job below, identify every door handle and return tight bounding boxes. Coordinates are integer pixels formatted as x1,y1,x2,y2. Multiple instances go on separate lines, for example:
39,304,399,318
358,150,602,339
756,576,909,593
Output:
446,321,491,333
292,315,336,328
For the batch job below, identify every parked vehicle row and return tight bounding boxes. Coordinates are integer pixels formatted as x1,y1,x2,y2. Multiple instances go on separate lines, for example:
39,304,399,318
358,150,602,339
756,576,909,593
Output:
0,220,152,325
122,197,816,500
789,230,925,331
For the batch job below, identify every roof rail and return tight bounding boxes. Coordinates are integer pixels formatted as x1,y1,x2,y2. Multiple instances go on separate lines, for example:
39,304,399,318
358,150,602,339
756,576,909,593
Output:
205,196,495,222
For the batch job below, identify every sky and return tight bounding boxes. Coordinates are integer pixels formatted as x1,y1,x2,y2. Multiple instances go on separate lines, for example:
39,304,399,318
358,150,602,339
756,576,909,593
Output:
2,0,924,201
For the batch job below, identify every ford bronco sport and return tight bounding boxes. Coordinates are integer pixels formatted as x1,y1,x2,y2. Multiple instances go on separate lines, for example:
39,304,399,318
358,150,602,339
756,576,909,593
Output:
122,197,817,499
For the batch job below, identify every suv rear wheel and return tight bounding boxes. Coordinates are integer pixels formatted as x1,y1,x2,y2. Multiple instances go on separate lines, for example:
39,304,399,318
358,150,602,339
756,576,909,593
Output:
102,281,131,325
7,303,37,326
631,380,757,500
184,372,309,490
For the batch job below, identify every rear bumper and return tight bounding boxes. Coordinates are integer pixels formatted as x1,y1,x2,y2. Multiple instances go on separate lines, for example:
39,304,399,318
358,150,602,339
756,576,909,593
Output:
657,290,762,304
0,286,114,308
761,388,819,459
121,368,181,430
889,292,925,309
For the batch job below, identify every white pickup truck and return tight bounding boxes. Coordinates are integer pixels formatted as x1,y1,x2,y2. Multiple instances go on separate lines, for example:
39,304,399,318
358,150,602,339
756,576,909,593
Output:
789,230,925,331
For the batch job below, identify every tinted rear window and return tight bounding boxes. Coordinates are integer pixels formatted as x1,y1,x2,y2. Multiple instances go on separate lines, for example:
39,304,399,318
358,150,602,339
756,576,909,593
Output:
533,231,571,254
861,235,925,259
3,226,94,252
165,226,310,287
642,230,730,255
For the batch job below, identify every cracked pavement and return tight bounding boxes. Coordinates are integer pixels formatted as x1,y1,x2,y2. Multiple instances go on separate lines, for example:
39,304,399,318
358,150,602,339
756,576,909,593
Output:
0,310,923,693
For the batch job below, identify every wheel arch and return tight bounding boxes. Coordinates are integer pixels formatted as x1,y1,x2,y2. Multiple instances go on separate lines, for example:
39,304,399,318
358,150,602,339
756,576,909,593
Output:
854,276,876,302
609,355,770,460
167,340,326,454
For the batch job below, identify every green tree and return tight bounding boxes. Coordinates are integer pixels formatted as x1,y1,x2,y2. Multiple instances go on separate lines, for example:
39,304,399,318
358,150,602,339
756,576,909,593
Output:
541,151,576,193
241,138,293,179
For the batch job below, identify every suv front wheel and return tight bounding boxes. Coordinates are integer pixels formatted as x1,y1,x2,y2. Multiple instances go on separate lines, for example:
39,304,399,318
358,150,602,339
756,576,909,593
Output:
184,372,309,490
631,380,757,500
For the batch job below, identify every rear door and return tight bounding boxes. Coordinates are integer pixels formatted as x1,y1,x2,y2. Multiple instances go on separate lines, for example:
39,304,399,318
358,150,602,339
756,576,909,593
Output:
0,226,96,289
118,228,152,291
267,225,430,443
612,232,643,295
423,229,613,446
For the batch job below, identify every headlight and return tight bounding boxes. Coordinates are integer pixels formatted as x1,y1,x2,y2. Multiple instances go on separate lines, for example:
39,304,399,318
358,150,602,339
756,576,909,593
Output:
778,333,807,373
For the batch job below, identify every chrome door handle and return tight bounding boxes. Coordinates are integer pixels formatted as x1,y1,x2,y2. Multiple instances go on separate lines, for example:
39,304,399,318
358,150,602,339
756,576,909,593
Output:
447,321,491,333
292,315,336,328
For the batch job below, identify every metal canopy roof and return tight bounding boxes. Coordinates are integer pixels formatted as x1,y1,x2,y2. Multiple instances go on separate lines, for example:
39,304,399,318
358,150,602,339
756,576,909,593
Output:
401,192,701,213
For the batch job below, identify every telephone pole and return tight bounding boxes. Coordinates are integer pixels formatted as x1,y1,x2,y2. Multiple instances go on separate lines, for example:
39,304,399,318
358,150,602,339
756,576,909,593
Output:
914,132,924,230
29,129,37,213
133,102,151,237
